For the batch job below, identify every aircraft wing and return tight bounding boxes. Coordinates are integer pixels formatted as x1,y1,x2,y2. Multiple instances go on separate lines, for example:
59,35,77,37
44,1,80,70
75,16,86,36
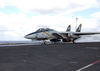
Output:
73,32,100,35
52,33,64,39
52,32,100,39
58,31,100,35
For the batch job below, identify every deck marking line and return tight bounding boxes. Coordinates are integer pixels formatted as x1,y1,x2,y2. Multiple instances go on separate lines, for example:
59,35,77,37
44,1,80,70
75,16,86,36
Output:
92,60,100,64
76,60,100,71
76,64,93,71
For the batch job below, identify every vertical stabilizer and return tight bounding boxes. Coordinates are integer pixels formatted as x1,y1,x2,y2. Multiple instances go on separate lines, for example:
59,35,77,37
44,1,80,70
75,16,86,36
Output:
66,24,71,31
76,23,82,32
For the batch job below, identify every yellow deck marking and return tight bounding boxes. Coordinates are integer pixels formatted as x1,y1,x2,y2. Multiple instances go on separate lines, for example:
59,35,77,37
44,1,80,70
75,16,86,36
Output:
44,32,52,38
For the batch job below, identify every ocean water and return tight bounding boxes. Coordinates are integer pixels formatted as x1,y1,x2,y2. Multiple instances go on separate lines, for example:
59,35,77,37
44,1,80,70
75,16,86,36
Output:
0,41,43,47
0,41,33,43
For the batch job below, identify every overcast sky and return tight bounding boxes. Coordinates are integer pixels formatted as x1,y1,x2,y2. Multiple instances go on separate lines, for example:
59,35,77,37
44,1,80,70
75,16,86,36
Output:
0,0,100,41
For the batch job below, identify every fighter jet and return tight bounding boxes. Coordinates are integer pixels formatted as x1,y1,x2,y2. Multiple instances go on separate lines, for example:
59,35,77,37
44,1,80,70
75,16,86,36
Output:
24,24,100,44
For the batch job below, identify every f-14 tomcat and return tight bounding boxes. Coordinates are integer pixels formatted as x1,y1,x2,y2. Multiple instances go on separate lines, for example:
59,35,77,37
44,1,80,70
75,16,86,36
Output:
24,24,100,44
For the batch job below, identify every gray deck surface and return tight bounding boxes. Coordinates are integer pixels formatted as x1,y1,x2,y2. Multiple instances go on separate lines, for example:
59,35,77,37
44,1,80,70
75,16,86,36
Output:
0,42,100,71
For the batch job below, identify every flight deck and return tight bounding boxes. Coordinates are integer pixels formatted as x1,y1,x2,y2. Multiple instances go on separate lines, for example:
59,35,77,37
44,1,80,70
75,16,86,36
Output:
0,42,100,71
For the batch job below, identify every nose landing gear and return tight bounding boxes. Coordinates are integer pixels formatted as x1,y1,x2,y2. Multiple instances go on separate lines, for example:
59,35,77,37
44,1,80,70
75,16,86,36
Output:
42,40,47,44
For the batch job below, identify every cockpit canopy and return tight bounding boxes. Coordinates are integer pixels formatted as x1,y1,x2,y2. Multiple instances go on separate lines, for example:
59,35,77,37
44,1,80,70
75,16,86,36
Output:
36,28,54,32
26,28,54,36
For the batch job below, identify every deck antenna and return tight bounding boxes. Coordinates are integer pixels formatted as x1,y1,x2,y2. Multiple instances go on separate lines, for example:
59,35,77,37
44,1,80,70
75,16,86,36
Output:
76,17,78,30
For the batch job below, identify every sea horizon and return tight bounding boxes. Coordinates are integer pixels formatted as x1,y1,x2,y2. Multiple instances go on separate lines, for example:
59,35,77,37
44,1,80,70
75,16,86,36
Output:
0,41,33,43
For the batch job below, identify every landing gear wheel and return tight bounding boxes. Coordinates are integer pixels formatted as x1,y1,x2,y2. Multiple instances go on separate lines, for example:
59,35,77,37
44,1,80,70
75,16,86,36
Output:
43,40,47,44
71,38,75,43
72,40,75,43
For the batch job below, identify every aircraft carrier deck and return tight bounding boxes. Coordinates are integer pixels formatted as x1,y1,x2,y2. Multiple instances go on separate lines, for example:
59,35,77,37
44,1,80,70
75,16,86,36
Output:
0,42,100,71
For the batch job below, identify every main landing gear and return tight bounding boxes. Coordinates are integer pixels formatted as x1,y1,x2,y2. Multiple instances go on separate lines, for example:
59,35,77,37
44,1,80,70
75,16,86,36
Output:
71,38,75,43
72,40,75,43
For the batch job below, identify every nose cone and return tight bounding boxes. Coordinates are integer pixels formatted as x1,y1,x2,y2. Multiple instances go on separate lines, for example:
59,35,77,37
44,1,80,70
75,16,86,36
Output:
24,35,29,39
24,32,37,39
24,34,36,39
24,34,32,39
